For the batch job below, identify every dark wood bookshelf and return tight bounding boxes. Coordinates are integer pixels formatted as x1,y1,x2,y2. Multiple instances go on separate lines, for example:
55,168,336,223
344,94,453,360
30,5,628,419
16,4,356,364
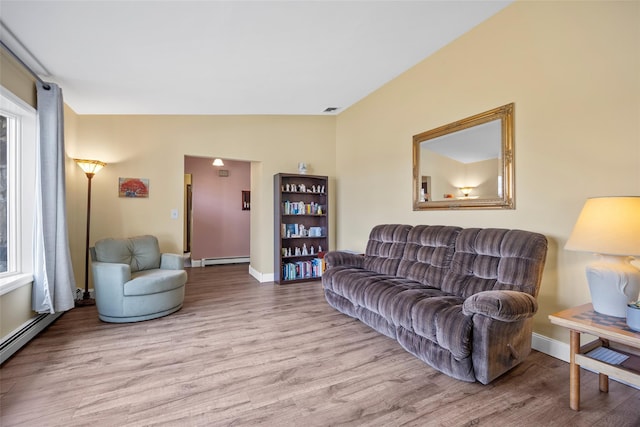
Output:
274,173,328,284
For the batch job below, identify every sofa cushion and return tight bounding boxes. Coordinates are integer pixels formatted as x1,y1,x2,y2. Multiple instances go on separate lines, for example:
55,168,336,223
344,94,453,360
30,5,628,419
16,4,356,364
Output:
321,266,357,293
411,296,470,359
496,230,548,297
441,228,547,298
359,277,424,314
95,235,161,273
363,224,411,275
397,225,461,288
324,268,380,302
328,270,415,313
383,287,451,331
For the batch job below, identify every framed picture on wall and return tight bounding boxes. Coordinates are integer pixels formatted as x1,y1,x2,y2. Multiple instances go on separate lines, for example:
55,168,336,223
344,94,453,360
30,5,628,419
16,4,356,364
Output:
119,178,149,198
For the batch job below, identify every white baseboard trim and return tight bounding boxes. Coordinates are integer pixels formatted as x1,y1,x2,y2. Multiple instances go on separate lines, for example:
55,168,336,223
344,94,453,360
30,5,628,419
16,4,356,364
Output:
532,332,569,363
249,265,274,283
192,257,250,267
0,312,63,365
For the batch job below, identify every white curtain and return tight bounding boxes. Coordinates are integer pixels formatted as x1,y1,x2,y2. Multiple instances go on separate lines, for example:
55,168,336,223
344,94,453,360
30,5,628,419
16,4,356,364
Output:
32,81,76,314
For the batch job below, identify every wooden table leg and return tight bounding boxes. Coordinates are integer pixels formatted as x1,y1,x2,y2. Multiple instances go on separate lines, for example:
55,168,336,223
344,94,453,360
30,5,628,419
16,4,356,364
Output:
570,330,580,411
599,373,609,393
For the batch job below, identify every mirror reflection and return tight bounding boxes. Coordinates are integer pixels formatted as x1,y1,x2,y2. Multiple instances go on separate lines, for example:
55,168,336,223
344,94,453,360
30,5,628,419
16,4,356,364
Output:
413,103,514,210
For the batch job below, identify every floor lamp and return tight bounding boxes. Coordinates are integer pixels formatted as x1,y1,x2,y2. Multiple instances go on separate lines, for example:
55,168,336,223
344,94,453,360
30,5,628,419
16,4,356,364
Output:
74,158,106,307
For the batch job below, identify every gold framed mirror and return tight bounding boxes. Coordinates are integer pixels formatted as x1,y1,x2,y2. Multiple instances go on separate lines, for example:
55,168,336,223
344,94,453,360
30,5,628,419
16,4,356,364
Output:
413,103,514,210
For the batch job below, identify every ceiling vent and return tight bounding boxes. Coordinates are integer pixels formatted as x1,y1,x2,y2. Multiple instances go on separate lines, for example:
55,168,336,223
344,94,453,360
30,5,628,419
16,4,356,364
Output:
323,107,339,113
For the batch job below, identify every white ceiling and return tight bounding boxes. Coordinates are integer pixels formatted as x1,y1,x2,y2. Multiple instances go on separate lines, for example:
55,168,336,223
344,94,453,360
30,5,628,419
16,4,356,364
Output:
0,1,513,115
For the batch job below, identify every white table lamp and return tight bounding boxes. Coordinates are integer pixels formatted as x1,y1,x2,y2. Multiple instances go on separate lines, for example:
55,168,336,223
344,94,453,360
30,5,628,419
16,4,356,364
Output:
565,196,640,317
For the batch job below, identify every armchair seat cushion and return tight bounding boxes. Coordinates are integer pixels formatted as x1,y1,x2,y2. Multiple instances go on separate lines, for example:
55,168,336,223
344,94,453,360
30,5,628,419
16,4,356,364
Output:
125,269,187,296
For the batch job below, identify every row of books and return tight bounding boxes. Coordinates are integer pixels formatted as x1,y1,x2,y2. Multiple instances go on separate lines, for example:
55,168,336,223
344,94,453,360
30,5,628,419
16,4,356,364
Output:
282,201,324,215
282,258,325,281
281,223,325,238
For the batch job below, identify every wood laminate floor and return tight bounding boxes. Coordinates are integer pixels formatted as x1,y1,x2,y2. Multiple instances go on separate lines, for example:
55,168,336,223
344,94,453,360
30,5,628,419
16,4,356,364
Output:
1,264,639,426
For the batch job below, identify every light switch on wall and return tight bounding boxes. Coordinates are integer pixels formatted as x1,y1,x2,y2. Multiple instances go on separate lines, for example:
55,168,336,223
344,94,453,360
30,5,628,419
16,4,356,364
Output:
170,209,178,219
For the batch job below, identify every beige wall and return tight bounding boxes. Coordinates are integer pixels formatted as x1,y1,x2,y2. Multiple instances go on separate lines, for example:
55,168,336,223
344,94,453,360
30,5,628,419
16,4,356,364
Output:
467,158,499,199
0,48,36,108
0,286,34,337
0,48,38,337
422,149,461,198
335,0,640,342
65,114,336,286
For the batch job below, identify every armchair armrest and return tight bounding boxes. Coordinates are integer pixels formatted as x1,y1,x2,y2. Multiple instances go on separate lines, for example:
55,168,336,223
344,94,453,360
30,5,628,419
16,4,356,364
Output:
462,290,538,322
92,261,131,287
91,262,131,317
325,251,364,269
161,253,185,270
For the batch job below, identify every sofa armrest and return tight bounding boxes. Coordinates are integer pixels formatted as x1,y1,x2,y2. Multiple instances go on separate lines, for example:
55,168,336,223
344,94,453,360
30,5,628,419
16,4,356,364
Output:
462,290,538,322
325,251,364,269
160,253,185,270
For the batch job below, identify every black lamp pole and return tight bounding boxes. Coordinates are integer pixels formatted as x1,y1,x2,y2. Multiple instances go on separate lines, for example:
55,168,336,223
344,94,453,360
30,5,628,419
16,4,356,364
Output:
76,171,95,306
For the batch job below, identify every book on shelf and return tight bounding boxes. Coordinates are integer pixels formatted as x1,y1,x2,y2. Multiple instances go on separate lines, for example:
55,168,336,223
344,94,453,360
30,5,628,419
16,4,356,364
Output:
281,257,326,281
281,224,324,239
283,201,324,215
282,223,299,238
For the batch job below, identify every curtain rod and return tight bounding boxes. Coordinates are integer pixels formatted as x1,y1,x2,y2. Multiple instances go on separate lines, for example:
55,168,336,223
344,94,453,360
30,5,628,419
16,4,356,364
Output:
0,38,51,90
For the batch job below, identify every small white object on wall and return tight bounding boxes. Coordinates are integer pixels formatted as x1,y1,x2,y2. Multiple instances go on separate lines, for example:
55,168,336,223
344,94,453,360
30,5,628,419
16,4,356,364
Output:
298,162,308,174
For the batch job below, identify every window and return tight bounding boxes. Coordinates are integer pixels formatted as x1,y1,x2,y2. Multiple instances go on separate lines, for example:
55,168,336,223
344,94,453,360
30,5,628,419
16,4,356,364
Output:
1,114,7,272
0,87,36,294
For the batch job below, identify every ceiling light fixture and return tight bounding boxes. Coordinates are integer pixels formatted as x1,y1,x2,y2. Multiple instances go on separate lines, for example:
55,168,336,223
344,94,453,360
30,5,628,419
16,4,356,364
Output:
212,158,224,167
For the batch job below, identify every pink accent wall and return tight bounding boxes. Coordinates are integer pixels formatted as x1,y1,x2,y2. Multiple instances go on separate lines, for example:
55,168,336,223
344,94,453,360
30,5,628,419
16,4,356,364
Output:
184,156,250,260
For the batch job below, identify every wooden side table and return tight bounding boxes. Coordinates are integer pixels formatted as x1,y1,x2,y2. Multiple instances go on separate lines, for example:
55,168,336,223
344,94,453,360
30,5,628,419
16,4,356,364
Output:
549,303,640,411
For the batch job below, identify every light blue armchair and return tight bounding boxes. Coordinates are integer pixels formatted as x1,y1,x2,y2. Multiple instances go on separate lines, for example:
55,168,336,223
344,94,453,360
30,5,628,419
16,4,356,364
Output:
90,235,187,323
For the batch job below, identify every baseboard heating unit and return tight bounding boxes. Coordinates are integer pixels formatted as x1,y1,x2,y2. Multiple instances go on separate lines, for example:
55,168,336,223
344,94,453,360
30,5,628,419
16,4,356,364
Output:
192,257,250,267
0,312,62,364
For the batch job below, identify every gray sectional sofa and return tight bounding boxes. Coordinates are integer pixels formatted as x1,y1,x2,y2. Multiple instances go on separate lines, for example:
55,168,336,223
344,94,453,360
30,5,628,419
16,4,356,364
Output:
322,224,548,384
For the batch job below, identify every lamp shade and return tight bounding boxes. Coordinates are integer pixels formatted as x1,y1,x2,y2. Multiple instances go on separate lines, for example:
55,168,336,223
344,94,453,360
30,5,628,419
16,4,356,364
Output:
74,158,106,175
565,196,640,256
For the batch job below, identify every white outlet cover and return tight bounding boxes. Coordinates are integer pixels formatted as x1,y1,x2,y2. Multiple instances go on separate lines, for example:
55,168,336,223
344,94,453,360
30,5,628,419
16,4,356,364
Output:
171,209,178,219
